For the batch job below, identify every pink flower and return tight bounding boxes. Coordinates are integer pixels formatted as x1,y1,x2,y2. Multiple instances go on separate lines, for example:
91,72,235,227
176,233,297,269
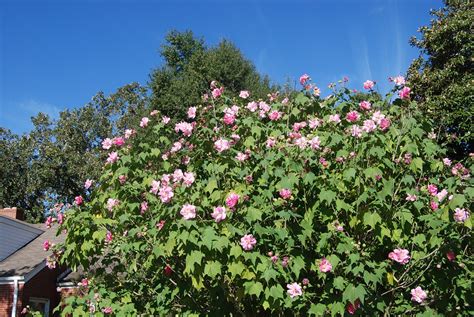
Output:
74,196,83,205
427,184,438,196
211,206,226,222
454,208,469,222
223,113,236,125
173,169,184,183
46,256,56,269
286,282,303,298
393,75,405,86
379,118,391,131
113,137,125,147
299,74,310,86
371,111,385,124
263,138,277,150
105,231,113,243
362,119,377,133
45,216,54,228
182,172,195,187
246,101,258,112
294,137,308,149
319,258,332,272
162,116,170,124
187,106,197,119
170,141,182,153
436,189,448,202
57,212,64,225
235,152,248,161
106,198,119,211
406,194,417,201
359,100,372,111
446,251,456,261
350,125,363,138
43,240,51,251
410,286,427,303
140,201,148,214
268,110,282,121
443,158,452,166
309,136,321,150
226,193,240,209
214,138,231,153
180,204,196,220
399,86,411,99
101,138,113,150
292,121,307,132
363,80,375,90
313,86,321,96
102,307,113,314
79,278,89,287
302,278,310,286
84,179,93,190
140,117,149,128
239,90,250,99
159,186,174,203
174,122,193,137
309,118,322,129
328,114,341,124
346,111,360,122
118,175,127,184
124,129,135,139
240,234,257,250
388,248,410,264
430,201,439,211
279,188,292,200
212,87,223,99
106,152,119,164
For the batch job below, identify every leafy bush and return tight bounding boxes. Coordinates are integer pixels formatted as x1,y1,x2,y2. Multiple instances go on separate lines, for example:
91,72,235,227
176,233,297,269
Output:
52,77,472,316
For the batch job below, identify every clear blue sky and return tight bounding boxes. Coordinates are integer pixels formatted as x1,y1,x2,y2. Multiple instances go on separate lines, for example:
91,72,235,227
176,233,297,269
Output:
0,0,442,134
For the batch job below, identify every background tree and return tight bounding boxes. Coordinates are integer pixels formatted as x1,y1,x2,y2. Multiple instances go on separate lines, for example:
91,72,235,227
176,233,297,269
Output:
149,30,274,118
407,0,473,158
0,83,149,222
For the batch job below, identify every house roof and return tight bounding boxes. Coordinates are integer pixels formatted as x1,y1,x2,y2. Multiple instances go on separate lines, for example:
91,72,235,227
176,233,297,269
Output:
0,216,65,278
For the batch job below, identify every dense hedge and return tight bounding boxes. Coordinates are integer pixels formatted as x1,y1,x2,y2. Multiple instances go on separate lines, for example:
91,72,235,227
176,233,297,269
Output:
50,76,472,316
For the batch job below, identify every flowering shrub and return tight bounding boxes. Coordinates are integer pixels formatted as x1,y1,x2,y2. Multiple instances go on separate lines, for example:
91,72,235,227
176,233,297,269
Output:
53,77,472,316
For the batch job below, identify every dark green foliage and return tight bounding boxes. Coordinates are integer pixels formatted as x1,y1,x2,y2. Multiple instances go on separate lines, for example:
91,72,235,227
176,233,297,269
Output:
149,30,273,118
407,0,473,158
0,83,149,222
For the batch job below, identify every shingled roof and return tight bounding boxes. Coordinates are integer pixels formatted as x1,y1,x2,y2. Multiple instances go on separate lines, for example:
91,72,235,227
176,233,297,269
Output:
0,216,65,278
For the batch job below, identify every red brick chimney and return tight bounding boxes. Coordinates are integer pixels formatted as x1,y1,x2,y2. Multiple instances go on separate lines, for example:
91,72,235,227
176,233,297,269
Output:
0,207,24,221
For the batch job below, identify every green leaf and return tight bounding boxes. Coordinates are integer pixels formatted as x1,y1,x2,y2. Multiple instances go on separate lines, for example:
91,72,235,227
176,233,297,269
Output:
204,261,222,278
363,212,381,229
184,250,204,274
308,303,326,316
319,189,337,205
245,281,263,297
228,262,245,278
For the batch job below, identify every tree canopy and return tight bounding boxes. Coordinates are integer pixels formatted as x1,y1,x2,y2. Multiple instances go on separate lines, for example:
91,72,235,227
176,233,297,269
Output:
407,0,473,158
149,30,274,118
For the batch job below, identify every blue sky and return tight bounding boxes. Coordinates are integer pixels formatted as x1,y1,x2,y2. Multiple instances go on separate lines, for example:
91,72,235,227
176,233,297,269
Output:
0,0,442,134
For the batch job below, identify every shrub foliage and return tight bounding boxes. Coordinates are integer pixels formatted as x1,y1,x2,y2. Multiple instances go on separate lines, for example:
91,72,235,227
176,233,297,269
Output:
53,77,472,316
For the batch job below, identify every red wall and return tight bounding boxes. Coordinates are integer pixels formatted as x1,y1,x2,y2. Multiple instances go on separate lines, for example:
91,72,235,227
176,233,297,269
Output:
21,266,65,316
0,283,24,317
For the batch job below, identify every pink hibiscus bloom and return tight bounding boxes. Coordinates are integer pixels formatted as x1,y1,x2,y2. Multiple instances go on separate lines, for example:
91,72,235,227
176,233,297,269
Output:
411,286,427,303
319,258,332,272
180,204,196,220
286,282,303,298
388,248,410,264
211,206,226,223
240,234,257,251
